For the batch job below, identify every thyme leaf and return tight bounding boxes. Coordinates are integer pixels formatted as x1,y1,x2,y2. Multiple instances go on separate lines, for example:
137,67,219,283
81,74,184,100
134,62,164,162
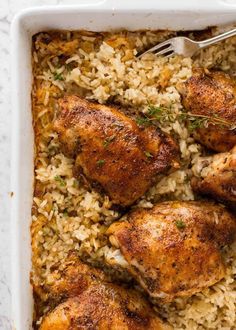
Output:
188,117,207,131
65,63,72,74
96,159,105,167
72,180,78,188
53,72,64,81
103,135,116,148
175,220,186,230
63,209,68,217
136,117,151,127
144,151,153,158
54,175,66,187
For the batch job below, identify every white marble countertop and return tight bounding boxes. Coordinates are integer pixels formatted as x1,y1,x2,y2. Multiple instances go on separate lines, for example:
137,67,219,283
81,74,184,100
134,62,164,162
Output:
0,1,98,328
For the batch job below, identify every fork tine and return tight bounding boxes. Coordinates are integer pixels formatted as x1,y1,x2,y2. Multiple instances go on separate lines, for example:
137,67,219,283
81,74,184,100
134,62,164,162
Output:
165,52,175,58
154,46,174,57
137,39,172,58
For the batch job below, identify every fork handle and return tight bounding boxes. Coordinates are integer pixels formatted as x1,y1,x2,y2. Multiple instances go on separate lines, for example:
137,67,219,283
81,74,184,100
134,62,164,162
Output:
198,28,236,49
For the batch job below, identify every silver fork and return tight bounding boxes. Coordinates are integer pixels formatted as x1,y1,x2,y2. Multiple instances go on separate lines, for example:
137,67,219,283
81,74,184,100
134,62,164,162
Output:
137,28,236,58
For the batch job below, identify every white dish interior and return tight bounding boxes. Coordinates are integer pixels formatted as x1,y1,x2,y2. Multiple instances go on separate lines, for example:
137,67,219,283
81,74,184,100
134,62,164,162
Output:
11,2,236,329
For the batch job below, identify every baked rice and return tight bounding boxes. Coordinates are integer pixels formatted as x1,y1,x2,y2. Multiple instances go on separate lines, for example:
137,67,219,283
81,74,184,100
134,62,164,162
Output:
31,29,236,329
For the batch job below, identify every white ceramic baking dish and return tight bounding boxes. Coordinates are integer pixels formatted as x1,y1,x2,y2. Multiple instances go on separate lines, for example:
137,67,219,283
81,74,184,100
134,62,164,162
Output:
10,1,236,329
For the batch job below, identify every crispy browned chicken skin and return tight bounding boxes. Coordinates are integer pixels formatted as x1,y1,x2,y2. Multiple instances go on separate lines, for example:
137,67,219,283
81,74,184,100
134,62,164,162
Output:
33,255,106,305
39,259,170,330
40,283,170,330
181,68,236,152
107,201,236,301
54,96,179,206
192,146,236,206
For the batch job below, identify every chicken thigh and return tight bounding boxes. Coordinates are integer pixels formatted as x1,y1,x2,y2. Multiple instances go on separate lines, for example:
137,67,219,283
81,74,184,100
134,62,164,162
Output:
40,282,170,330
39,259,170,330
54,96,179,206
180,68,236,152
107,201,236,301
33,254,106,305
191,146,236,206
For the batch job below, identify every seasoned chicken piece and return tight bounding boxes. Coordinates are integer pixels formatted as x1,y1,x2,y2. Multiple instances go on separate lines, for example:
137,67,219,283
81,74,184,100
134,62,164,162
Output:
180,68,236,152
39,264,170,330
107,201,236,301
40,261,169,330
33,254,106,305
191,146,236,206
54,96,179,206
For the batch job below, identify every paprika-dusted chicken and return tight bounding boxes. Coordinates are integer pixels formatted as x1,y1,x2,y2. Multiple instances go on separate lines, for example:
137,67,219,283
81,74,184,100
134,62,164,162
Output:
33,254,106,305
107,201,236,301
192,146,236,206
54,96,179,206
39,259,170,330
40,283,170,330
180,68,236,152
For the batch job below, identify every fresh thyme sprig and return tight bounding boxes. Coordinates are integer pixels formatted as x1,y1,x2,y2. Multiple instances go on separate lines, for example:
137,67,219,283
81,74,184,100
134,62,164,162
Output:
136,104,234,131
180,112,233,131
136,105,181,128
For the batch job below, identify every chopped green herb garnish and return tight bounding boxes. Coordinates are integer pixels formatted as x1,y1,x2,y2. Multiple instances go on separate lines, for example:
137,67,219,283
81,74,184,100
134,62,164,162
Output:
54,175,66,186
103,135,116,148
65,63,72,74
96,159,105,167
63,210,68,217
175,220,186,230
53,72,64,81
144,151,153,158
72,180,78,188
